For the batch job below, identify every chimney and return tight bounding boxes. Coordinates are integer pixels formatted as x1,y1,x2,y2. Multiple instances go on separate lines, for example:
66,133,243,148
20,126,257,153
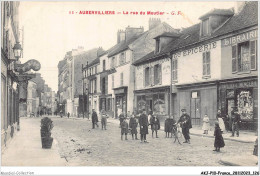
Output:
149,18,161,30
117,29,126,44
234,1,246,14
125,26,144,41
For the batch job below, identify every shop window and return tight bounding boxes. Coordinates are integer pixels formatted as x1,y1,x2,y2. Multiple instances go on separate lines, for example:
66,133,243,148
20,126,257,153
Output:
120,72,123,86
237,90,253,120
119,52,126,65
202,51,210,77
201,18,209,37
145,67,150,87
226,89,235,98
137,95,146,111
153,94,166,115
172,58,178,82
107,98,111,111
154,64,162,85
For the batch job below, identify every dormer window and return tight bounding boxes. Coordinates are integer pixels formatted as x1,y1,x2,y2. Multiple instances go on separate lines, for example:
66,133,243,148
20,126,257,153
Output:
201,18,209,37
156,39,160,53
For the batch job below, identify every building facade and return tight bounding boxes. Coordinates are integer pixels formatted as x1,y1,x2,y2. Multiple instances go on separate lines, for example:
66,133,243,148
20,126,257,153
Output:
27,80,37,116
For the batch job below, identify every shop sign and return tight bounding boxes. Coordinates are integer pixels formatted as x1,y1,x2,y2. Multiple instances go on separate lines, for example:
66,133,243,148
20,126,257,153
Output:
173,42,217,58
220,80,257,89
221,30,258,47
114,88,125,94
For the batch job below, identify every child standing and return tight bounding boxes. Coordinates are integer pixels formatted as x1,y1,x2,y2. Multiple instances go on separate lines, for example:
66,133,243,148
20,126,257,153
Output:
202,114,210,134
213,121,225,152
129,114,138,140
121,118,128,140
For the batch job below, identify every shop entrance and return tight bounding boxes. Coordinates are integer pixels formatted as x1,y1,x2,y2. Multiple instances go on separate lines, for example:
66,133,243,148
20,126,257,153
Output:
190,91,201,125
147,99,153,112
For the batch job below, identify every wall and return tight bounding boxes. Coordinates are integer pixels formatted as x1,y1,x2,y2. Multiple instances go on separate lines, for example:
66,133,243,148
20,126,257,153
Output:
175,40,221,85
135,57,171,90
221,29,258,79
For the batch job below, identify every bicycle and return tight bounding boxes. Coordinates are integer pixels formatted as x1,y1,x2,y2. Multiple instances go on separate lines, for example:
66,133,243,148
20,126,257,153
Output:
172,123,182,145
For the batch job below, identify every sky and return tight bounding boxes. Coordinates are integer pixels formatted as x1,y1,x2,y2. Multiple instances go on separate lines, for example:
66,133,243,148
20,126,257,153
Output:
19,1,236,92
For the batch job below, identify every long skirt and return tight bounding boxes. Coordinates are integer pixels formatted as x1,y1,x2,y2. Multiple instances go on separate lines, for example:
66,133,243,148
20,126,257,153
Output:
151,124,159,132
214,135,225,148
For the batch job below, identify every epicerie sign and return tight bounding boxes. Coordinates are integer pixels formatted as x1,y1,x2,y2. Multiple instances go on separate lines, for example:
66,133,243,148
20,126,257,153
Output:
221,30,258,46
173,42,217,58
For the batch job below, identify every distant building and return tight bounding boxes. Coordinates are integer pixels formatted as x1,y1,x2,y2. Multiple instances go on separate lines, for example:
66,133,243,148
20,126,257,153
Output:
27,80,37,116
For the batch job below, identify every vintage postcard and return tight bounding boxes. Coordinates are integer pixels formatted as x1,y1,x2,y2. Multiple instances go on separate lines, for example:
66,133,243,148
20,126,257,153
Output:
1,0,259,175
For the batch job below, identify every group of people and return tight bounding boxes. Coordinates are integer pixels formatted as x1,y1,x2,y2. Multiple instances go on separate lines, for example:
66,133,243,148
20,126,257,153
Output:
90,106,243,152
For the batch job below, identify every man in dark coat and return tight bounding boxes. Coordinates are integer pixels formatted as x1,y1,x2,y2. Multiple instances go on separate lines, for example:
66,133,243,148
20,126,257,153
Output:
164,116,174,138
231,107,241,137
139,109,149,143
150,115,160,138
92,109,98,129
129,114,139,140
178,109,192,144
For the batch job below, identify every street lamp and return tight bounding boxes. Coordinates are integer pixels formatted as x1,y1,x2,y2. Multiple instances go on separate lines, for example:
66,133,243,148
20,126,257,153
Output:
13,42,23,60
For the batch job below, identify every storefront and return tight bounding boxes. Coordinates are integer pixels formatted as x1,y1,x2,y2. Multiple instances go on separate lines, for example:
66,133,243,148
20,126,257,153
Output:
175,82,218,126
135,87,170,122
114,87,127,118
219,77,257,130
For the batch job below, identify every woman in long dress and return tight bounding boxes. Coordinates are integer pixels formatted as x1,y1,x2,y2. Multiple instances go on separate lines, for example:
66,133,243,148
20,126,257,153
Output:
216,109,225,132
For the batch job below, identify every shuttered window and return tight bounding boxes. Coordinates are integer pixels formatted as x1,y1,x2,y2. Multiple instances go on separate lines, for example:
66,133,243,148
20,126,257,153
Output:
172,58,178,81
145,67,150,87
250,40,257,70
202,51,210,76
154,64,162,85
232,45,237,72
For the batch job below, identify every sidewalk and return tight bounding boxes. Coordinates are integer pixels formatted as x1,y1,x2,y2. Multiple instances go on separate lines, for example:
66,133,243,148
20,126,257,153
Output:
1,117,67,166
108,118,257,143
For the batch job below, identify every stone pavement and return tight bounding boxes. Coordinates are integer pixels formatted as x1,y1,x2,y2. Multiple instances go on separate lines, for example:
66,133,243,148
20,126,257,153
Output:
1,117,67,166
219,154,258,166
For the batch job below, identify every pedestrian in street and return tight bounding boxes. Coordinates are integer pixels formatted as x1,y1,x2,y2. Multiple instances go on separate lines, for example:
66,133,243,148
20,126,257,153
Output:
150,114,160,138
119,112,125,128
213,121,225,152
67,112,70,118
231,107,241,137
216,109,225,132
139,109,149,143
101,110,108,130
121,118,128,140
148,111,153,126
178,109,192,144
92,109,99,129
164,116,174,138
60,111,63,118
129,113,139,140
202,114,210,134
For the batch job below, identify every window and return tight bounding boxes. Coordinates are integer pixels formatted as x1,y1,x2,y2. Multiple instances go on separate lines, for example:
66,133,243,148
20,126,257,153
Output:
201,19,209,37
202,51,210,76
94,79,97,93
172,58,178,81
103,60,106,71
120,72,123,86
154,64,162,85
119,52,126,65
112,75,114,89
111,57,116,68
156,39,160,53
145,67,150,87
232,40,257,73
102,78,106,94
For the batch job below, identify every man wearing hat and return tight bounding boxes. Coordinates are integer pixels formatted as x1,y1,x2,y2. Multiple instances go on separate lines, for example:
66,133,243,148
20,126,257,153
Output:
231,107,241,137
178,108,192,143
101,110,108,130
139,109,149,143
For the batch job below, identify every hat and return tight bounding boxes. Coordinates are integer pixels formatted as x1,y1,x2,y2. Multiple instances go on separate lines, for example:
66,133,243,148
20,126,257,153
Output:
181,108,186,112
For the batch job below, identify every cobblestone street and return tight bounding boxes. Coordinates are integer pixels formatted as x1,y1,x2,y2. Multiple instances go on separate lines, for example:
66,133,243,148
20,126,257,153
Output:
51,116,254,166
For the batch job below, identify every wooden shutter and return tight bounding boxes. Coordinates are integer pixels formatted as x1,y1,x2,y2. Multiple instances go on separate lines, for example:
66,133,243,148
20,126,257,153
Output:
206,52,210,75
202,52,206,75
158,64,162,84
150,66,154,86
250,40,257,70
232,45,237,72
